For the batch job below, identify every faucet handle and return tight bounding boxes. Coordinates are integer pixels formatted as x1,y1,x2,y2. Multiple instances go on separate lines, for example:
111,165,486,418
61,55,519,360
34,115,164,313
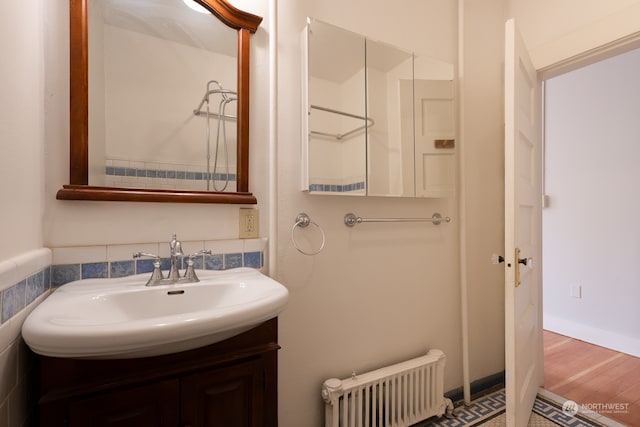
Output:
183,257,199,282
182,250,211,282
133,252,160,260
133,252,165,285
189,249,212,259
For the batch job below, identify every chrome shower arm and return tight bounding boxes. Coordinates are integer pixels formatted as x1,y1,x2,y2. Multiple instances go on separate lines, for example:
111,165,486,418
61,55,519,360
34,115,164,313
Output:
193,89,238,118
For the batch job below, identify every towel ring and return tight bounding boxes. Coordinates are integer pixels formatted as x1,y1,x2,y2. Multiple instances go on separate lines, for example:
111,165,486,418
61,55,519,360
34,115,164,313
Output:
291,213,325,256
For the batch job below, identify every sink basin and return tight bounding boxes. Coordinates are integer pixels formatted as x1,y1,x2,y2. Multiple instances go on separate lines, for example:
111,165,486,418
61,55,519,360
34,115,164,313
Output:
22,268,288,359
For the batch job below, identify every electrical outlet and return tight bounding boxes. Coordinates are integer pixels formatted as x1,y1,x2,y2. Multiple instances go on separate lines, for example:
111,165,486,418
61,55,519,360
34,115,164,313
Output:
570,284,582,299
239,208,258,239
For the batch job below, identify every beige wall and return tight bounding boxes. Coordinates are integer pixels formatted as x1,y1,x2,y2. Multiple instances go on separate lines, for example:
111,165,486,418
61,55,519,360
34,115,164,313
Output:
0,0,45,260
276,1,462,426
459,0,508,383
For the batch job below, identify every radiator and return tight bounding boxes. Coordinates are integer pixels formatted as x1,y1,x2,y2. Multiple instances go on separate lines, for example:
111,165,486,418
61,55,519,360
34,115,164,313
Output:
321,349,453,427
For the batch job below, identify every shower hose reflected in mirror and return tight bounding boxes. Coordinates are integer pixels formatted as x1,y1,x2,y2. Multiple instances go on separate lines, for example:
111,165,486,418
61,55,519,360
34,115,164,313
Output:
203,80,237,191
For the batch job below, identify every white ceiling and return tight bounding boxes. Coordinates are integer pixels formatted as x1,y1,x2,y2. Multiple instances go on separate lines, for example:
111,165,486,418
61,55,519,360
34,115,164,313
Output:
308,19,413,84
102,0,237,57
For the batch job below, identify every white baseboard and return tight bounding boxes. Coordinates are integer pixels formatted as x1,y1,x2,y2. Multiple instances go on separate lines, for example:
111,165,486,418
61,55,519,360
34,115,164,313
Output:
544,313,640,358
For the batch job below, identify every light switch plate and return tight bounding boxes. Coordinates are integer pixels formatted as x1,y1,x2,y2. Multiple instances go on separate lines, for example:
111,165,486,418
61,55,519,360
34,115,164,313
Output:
239,208,259,239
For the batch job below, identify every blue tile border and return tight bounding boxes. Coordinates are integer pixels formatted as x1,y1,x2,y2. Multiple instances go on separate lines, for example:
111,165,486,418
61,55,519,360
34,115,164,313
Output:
110,260,135,278
52,264,80,287
244,252,262,268
309,181,365,193
82,262,109,279
205,254,224,270
1,267,51,325
55,250,262,286
1,280,26,323
0,248,264,325
224,253,243,269
26,271,45,305
136,258,156,274
106,166,236,182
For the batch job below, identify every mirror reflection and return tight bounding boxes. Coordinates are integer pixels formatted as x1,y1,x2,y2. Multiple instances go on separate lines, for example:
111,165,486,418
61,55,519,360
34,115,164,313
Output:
365,39,413,197
303,18,456,198
413,55,456,198
306,20,366,195
88,0,238,192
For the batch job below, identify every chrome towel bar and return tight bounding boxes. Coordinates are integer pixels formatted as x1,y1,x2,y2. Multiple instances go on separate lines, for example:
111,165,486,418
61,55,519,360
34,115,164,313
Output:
344,212,451,227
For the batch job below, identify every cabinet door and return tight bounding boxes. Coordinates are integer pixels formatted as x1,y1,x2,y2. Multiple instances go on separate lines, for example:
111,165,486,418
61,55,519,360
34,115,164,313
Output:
182,359,265,427
68,379,179,427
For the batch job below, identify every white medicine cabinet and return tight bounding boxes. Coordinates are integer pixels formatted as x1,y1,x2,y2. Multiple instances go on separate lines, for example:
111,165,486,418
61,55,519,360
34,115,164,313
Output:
301,18,456,198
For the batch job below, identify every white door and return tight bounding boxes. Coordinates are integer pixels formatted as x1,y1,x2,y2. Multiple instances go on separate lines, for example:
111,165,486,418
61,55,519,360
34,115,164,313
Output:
504,18,543,427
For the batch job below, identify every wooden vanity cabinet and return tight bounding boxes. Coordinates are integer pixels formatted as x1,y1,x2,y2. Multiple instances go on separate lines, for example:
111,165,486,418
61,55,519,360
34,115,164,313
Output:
68,380,180,427
35,318,279,427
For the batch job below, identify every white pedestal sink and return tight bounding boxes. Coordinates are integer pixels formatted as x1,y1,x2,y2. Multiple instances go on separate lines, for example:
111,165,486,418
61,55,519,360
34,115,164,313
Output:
22,268,288,359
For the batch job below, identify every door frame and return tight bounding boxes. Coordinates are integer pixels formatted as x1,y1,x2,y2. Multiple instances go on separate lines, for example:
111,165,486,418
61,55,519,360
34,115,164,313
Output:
538,28,640,396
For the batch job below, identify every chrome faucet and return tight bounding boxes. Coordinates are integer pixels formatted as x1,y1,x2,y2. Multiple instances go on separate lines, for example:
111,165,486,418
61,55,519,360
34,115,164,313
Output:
168,234,184,281
133,234,211,286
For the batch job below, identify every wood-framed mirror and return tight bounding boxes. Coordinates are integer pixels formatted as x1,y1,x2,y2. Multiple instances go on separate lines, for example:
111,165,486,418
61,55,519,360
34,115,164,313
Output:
57,0,262,203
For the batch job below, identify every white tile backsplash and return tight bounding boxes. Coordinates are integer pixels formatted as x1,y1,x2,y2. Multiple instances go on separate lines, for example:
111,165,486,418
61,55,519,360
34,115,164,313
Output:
179,241,206,257
243,238,268,253
0,340,18,404
205,239,244,254
107,243,159,262
52,245,107,265
0,260,18,293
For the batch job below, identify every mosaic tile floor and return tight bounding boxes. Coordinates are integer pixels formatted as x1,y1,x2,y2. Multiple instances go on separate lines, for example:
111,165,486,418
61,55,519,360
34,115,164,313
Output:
416,389,609,427
479,412,555,426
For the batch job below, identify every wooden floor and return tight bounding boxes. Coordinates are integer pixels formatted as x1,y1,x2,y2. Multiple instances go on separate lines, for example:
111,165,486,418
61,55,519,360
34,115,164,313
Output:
543,330,640,426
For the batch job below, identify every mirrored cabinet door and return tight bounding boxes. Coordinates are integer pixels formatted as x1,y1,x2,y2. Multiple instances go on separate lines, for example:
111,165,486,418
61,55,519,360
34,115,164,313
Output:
304,18,366,196
301,18,456,198
365,39,414,197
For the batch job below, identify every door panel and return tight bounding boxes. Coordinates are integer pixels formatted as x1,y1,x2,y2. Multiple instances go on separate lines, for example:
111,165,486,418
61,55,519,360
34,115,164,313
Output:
504,18,543,427
414,80,456,197
181,359,265,427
